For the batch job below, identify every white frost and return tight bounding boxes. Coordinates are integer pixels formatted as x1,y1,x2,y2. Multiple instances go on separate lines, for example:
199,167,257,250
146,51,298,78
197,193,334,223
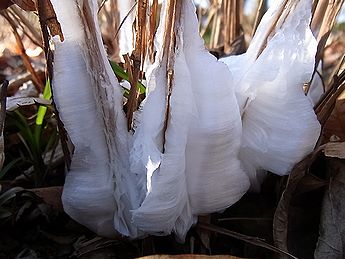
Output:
221,0,321,191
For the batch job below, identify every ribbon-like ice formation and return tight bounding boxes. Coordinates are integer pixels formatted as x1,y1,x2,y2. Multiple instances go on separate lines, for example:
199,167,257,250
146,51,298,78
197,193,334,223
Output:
221,0,321,191
52,0,320,240
52,0,145,238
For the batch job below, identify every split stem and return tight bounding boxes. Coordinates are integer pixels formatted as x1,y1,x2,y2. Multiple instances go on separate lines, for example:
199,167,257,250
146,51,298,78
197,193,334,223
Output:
126,0,148,131
162,0,182,152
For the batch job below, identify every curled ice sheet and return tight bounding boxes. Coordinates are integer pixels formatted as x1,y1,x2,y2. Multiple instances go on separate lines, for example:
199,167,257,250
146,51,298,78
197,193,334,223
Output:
130,1,195,240
182,0,250,215
52,0,144,238
221,0,321,190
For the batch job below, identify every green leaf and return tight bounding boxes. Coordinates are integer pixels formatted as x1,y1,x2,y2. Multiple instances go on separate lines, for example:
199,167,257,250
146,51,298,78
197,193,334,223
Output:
109,60,146,94
36,79,52,126
13,111,36,149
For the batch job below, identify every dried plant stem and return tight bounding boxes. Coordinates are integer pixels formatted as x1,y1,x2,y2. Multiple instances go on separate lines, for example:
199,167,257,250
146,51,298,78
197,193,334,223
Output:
210,1,222,49
312,0,320,15
273,148,322,258
36,0,72,169
99,0,120,61
0,80,7,136
308,0,344,90
113,1,137,42
316,0,344,44
198,223,298,259
110,0,120,61
1,11,44,93
9,6,43,48
315,70,345,126
0,80,7,170
311,0,328,34
123,54,134,81
327,55,345,86
98,0,108,13
162,0,181,151
148,0,158,63
252,0,265,36
256,0,291,59
208,0,243,54
223,0,232,52
200,7,216,37
126,0,147,131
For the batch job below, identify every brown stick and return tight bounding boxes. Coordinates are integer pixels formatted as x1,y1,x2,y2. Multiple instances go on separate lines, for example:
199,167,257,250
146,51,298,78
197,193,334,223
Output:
256,0,291,59
252,0,265,36
0,80,7,170
161,0,182,152
36,0,72,169
1,11,44,93
199,223,298,259
9,6,43,47
148,0,158,63
311,0,328,35
0,80,8,136
126,0,148,131
308,0,344,89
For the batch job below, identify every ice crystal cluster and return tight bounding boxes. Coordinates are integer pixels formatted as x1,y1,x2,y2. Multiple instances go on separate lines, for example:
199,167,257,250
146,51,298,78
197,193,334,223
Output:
51,0,321,240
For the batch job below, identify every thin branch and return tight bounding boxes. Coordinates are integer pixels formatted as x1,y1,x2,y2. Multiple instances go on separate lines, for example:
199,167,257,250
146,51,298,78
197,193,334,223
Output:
252,0,265,36
98,0,108,13
148,0,158,63
0,80,8,134
113,1,138,41
198,223,298,259
310,0,344,85
1,11,44,93
0,80,8,170
162,0,181,152
9,6,43,47
126,0,147,131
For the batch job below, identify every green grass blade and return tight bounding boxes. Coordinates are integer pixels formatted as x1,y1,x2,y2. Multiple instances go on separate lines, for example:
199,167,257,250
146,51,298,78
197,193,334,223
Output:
36,79,52,126
109,60,146,94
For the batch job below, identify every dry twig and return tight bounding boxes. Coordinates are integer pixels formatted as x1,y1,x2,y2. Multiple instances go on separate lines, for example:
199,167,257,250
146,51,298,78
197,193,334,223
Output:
161,0,181,151
126,0,148,131
198,223,298,259
0,80,8,170
1,11,44,92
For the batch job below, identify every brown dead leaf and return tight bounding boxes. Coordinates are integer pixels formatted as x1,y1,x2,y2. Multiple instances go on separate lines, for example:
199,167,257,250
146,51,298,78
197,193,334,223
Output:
273,147,323,258
323,89,345,141
198,223,297,259
6,96,51,111
311,0,344,69
324,142,345,159
315,159,345,259
315,69,345,142
11,0,35,11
